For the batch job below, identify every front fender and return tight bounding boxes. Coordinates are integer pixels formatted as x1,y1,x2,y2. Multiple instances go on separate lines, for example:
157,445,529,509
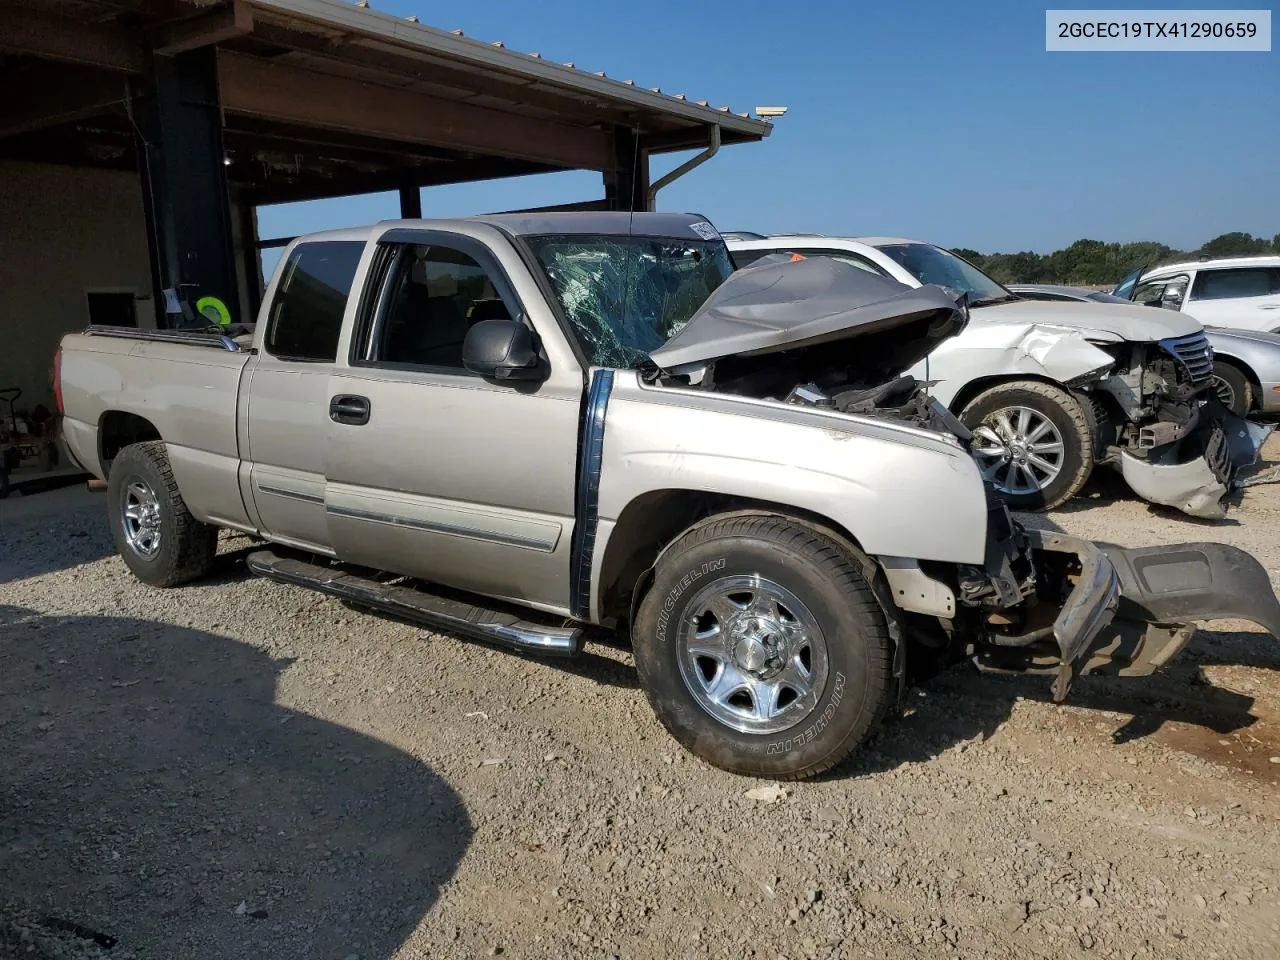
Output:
909,323,1116,407
598,374,991,568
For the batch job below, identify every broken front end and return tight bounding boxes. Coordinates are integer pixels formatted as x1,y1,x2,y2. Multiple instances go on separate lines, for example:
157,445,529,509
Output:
1086,333,1275,519
948,501,1280,699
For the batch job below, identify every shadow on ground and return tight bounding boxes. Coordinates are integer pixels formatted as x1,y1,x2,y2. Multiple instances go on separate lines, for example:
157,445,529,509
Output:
0,604,471,960
0,489,114,585
833,624,1277,782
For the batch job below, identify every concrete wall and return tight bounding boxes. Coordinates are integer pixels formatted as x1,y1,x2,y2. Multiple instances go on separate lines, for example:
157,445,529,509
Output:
0,161,153,412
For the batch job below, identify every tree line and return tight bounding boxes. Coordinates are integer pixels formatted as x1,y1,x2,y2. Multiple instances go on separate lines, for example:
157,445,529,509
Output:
951,231,1280,287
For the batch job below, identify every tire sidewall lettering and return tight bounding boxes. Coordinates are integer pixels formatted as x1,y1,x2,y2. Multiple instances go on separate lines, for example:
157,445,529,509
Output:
766,670,846,755
655,557,726,643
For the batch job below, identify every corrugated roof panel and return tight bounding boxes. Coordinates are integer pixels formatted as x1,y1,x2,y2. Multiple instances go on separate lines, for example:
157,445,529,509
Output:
246,0,771,139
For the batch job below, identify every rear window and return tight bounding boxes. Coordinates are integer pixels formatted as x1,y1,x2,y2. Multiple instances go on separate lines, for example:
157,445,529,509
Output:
265,241,364,361
729,248,772,270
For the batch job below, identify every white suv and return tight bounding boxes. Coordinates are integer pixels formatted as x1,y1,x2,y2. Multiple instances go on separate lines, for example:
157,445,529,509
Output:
723,233,1269,518
1113,256,1280,332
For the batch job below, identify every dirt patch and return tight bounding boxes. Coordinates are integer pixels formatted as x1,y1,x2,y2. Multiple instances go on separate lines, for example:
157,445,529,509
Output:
2,438,1279,959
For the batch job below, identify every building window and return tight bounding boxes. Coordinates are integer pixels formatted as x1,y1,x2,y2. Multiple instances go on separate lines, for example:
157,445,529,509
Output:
85,290,138,327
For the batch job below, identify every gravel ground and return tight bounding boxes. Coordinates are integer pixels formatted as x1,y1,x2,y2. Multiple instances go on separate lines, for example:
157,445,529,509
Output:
2,440,1279,960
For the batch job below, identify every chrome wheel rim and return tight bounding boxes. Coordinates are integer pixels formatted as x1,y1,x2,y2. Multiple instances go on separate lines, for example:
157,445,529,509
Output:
676,575,829,735
1210,374,1236,411
122,479,162,558
970,406,1065,497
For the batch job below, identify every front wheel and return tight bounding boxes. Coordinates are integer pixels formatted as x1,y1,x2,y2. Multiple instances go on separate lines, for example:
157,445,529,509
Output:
632,515,893,780
960,381,1094,511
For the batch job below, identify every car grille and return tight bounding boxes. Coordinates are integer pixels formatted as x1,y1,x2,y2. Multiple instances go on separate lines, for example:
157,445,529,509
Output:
1160,332,1214,384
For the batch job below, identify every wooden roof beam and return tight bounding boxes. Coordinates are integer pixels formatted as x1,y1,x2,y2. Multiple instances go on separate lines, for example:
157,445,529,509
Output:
154,0,254,55
244,156,559,205
0,5,147,73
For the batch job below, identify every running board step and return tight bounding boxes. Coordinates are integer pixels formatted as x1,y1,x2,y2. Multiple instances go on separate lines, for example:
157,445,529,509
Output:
245,550,584,657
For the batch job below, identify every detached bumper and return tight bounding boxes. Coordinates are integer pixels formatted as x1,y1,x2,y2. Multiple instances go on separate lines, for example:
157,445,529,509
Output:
1119,409,1275,520
1018,531,1280,701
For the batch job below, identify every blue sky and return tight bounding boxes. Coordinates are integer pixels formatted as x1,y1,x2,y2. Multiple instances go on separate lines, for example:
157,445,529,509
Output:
258,0,1278,258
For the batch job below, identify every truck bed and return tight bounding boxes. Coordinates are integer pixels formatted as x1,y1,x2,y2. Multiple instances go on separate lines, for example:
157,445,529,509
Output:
59,329,253,529
81,324,247,352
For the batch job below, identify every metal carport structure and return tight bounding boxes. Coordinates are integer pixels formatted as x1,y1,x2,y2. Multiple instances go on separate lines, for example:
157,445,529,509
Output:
0,0,770,408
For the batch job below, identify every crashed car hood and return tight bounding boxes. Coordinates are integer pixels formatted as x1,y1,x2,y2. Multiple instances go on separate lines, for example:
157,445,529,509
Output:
980,299,1203,342
649,255,966,372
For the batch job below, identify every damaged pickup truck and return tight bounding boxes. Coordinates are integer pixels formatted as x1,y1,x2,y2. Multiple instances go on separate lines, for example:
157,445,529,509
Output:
726,234,1273,517
56,213,1280,779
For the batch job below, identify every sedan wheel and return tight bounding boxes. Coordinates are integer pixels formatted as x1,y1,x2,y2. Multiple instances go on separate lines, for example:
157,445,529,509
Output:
959,380,1094,511
1208,360,1251,417
970,406,1065,498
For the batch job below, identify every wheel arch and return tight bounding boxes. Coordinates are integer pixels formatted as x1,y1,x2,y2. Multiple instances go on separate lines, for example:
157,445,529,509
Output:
1210,353,1260,410
596,489,881,626
949,373,1067,415
98,410,162,477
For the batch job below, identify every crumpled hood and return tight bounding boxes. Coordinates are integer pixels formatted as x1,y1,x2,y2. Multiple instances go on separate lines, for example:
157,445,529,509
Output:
649,255,967,373
981,298,1203,342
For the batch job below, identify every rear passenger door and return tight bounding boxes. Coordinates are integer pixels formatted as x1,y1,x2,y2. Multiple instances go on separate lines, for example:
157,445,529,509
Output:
322,230,581,613
1185,267,1280,331
242,239,364,553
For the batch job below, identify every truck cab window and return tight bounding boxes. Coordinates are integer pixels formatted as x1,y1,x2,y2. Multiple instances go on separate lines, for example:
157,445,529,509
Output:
375,244,511,369
265,241,364,362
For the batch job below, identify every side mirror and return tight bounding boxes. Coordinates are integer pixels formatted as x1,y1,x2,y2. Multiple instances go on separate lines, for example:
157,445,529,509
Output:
1160,282,1186,311
461,318,544,380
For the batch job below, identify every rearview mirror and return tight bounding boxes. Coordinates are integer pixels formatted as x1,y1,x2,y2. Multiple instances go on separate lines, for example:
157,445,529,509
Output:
462,318,544,380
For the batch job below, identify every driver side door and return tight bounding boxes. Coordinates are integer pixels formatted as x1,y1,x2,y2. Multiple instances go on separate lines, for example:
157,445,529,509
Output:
323,230,582,614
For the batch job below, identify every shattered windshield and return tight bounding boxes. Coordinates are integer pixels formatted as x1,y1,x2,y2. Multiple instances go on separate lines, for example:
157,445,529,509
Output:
876,243,1010,305
526,234,735,367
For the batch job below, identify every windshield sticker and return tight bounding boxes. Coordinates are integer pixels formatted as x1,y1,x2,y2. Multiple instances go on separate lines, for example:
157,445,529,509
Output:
689,221,720,241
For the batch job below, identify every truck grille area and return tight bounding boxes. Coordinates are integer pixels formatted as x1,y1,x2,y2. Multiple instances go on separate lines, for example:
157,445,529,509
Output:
1160,332,1213,384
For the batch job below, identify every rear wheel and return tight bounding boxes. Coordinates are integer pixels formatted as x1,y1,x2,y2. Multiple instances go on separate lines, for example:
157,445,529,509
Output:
106,441,216,587
1209,360,1251,417
632,515,893,780
960,381,1094,511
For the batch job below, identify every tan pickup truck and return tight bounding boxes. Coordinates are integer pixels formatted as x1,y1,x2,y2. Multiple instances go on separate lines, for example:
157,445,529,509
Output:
56,213,1280,779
